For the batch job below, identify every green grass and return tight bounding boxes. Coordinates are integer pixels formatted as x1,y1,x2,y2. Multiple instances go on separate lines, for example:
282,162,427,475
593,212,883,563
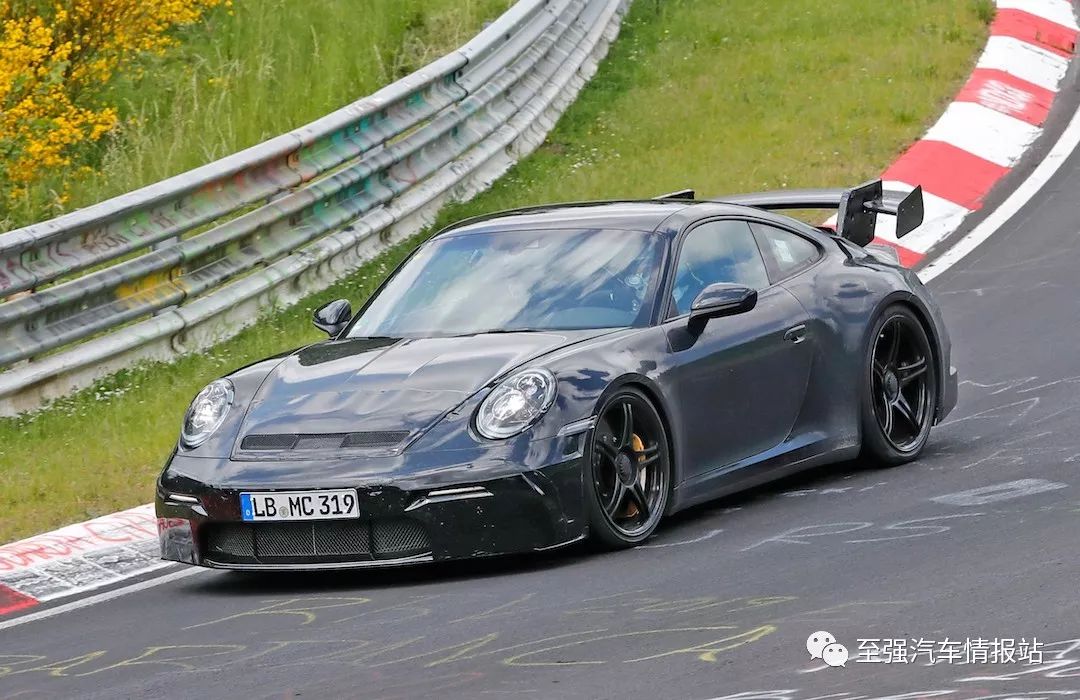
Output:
5,0,512,228
0,0,991,542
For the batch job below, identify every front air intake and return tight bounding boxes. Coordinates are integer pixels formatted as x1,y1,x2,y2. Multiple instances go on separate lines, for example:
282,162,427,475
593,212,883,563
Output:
240,431,409,451
204,518,430,565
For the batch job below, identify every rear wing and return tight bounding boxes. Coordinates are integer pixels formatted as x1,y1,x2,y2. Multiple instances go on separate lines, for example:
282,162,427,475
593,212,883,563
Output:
685,180,924,247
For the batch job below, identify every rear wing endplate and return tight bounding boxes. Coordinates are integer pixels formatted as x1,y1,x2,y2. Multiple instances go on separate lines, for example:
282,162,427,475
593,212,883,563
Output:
717,180,924,247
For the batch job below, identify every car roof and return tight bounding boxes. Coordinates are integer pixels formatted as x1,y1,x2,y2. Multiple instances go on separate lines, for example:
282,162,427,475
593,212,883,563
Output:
436,199,788,238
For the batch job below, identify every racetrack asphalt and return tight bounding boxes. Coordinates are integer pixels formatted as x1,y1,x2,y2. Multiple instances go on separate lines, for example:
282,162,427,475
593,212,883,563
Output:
5,87,1080,700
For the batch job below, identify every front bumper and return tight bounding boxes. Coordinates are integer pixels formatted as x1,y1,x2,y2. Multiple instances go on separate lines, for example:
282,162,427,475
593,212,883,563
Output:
156,455,587,570
937,364,959,423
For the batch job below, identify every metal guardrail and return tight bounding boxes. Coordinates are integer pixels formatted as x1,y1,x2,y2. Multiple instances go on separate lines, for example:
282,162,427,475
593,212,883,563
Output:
0,0,629,415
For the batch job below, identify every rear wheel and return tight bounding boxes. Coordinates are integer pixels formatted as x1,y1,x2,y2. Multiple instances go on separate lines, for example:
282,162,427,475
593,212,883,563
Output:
860,305,937,466
585,387,671,548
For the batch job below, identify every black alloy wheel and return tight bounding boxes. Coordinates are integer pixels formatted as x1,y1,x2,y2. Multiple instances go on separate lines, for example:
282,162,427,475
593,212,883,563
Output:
861,305,937,465
586,387,670,547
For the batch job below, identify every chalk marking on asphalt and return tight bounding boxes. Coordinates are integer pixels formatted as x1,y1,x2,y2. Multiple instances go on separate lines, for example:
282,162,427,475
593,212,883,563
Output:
920,83,1080,282
0,566,207,632
931,478,1068,506
741,522,873,551
845,512,985,543
636,528,724,549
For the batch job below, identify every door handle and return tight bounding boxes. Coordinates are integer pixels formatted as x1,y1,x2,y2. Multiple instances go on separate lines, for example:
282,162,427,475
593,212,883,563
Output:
784,324,807,344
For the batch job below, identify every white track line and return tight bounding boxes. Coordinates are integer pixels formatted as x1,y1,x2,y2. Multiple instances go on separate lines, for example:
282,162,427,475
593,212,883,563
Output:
920,94,1080,282
0,566,207,632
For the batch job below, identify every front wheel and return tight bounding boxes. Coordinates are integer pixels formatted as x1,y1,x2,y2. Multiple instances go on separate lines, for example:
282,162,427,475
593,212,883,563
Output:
860,305,937,466
585,387,671,548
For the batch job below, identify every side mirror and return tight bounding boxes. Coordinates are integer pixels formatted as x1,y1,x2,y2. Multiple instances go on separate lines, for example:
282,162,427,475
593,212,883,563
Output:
687,283,757,334
313,299,352,337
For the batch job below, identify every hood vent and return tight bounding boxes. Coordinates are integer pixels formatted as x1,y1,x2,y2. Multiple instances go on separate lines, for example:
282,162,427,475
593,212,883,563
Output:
240,431,410,452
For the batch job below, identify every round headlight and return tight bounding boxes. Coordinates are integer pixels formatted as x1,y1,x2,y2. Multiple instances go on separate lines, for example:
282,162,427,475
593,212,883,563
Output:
475,368,557,439
180,379,234,449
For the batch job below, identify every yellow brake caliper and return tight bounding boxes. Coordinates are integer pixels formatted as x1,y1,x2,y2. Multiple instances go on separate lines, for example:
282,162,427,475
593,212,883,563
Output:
624,433,646,517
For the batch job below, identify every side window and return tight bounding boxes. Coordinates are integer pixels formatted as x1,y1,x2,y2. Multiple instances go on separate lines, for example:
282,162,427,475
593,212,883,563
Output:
752,223,821,280
670,220,769,317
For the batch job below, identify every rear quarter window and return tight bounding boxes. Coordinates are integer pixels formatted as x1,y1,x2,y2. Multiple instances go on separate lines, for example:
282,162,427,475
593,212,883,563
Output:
752,222,822,280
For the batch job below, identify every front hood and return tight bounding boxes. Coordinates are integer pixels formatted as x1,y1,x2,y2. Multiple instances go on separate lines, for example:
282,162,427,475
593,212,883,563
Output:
236,330,604,442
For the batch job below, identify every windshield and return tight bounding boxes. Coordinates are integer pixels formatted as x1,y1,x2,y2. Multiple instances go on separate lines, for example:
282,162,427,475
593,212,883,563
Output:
347,228,665,338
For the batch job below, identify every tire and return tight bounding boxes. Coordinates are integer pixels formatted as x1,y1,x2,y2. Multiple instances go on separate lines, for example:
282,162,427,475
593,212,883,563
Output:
860,304,938,466
584,386,671,548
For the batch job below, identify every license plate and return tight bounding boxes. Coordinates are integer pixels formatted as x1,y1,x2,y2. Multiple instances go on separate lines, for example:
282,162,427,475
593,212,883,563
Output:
240,489,359,522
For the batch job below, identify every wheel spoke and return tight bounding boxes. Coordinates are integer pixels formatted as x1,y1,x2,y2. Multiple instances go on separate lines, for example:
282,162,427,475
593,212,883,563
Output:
897,357,927,386
637,443,660,466
894,394,919,431
885,322,902,366
618,401,634,449
870,314,933,452
881,399,895,437
628,483,650,520
596,440,619,463
604,481,627,516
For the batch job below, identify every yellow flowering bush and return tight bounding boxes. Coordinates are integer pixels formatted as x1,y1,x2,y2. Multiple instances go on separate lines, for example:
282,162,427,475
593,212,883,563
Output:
0,0,224,206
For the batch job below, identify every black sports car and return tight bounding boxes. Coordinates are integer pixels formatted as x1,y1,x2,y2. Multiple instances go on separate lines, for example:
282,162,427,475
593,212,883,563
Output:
156,180,958,569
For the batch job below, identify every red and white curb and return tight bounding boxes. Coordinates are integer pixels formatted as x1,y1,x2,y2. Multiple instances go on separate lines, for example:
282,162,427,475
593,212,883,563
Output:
1,0,1078,622
0,505,169,615
828,0,1078,267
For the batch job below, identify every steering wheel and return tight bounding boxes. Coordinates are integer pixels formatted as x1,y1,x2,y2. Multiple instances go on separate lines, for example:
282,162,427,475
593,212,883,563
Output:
579,273,640,311
672,264,708,315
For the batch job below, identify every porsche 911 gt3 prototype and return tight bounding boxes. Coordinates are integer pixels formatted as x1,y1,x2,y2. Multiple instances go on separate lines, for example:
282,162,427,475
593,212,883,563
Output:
157,179,958,569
